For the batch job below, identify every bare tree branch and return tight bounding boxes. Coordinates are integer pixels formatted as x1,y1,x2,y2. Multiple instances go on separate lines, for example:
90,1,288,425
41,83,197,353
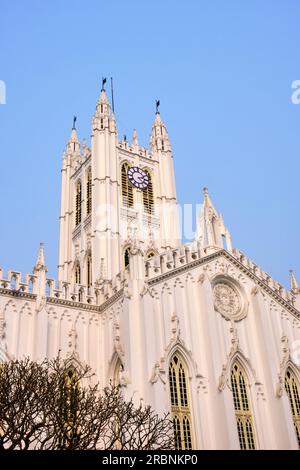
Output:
0,357,174,450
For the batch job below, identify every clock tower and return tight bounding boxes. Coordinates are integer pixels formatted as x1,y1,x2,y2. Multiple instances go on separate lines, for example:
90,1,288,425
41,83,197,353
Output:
58,85,180,286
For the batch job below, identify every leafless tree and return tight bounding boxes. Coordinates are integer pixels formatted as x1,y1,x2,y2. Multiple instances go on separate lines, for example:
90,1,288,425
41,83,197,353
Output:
0,357,174,450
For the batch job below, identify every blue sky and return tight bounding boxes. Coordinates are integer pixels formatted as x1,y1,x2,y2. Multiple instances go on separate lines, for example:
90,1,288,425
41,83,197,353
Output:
0,0,299,287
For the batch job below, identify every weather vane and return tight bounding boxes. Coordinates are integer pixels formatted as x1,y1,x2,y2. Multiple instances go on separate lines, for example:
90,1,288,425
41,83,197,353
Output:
72,115,77,129
102,77,107,91
156,99,160,113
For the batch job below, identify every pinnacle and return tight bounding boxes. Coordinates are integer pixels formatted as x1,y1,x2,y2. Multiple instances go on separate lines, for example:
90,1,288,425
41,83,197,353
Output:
290,270,299,292
34,242,47,272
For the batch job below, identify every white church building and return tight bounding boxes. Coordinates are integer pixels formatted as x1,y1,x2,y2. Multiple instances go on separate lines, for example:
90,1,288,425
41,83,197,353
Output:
0,85,300,450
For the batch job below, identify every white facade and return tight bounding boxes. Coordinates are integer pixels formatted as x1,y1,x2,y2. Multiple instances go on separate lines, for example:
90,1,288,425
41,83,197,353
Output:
0,86,300,450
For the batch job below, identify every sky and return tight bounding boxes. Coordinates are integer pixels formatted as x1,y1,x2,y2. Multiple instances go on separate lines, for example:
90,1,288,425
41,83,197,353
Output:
0,0,299,287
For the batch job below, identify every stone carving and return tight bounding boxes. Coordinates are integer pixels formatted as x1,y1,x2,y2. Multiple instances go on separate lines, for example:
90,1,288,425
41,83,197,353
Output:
36,296,47,313
251,285,261,296
0,308,5,341
113,317,124,359
218,323,239,391
213,282,241,320
275,335,290,398
149,357,166,384
67,322,78,356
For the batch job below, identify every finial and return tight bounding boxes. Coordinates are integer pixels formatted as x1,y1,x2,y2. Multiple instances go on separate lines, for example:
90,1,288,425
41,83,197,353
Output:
72,115,77,130
155,99,160,114
203,187,209,196
101,77,107,91
123,134,127,142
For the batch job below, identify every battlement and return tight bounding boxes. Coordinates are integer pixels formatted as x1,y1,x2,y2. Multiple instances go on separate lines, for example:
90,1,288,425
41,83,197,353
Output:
117,140,153,160
0,266,129,308
143,243,296,307
0,243,297,312
230,248,294,303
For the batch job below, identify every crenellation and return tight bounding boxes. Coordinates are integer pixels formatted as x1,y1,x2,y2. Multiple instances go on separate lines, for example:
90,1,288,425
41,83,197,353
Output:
117,141,152,160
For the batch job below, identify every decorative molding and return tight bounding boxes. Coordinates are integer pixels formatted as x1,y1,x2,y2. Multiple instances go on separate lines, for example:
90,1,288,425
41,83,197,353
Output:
218,322,257,392
47,296,101,312
0,288,36,301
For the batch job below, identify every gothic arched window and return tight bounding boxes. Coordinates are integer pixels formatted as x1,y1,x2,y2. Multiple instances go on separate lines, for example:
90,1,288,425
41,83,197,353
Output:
75,181,82,226
124,247,130,269
142,170,154,215
60,368,81,448
231,362,256,450
285,368,300,448
113,359,123,387
74,264,81,285
87,254,92,287
121,162,134,208
86,168,92,216
168,353,193,450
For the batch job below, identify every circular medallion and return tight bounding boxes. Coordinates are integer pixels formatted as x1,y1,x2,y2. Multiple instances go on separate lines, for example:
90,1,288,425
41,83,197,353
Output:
213,282,242,320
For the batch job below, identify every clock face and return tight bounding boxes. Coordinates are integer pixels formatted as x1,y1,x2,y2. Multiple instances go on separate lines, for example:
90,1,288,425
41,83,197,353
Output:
127,166,149,190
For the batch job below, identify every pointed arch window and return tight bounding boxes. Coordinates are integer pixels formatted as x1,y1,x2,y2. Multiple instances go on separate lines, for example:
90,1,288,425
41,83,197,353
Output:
285,368,300,448
60,368,81,448
168,353,193,450
113,359,123,387
124,247,130,269
231,362,256,450
74,264,81,285
143,170,154,215
75,181,82,226
121,162,133,208
86,168,92,216
87,254,92,287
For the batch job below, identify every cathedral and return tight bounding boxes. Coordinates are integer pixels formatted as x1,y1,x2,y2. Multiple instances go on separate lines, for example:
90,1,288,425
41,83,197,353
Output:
0,84,300,450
